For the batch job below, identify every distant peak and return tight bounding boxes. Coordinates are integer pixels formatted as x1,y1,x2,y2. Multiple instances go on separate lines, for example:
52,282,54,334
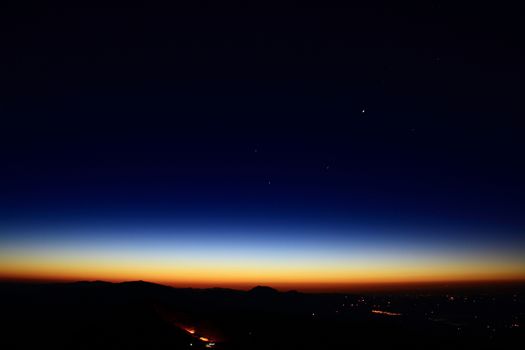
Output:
249,286,279,294
120,280,161,286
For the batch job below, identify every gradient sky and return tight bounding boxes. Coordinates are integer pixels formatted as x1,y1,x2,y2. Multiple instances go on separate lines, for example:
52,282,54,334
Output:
1,2,524,290
1,220,525,289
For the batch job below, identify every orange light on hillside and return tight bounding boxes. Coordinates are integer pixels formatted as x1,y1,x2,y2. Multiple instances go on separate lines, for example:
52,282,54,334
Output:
371,309,401,316
199,337,210,342
184,328,195,334
372,310,401,316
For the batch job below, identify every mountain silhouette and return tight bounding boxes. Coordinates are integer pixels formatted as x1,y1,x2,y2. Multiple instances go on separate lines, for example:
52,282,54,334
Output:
0,280,522,350
248,285,279,295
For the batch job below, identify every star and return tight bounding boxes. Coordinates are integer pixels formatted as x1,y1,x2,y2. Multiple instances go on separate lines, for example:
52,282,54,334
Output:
361,108,366,114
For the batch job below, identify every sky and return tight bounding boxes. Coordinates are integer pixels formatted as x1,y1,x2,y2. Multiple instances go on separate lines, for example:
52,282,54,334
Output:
0,2,524,291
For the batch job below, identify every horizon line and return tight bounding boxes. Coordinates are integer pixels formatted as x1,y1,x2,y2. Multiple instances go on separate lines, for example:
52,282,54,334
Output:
2,277,525,293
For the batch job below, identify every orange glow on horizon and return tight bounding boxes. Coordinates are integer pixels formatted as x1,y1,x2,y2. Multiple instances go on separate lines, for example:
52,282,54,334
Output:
1,241,524,291
1,265,524,292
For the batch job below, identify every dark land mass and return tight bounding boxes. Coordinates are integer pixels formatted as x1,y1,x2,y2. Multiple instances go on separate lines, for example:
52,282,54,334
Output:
0,281,524,349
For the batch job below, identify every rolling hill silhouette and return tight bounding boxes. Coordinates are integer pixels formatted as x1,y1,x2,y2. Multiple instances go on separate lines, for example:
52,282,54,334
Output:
0,281,523,349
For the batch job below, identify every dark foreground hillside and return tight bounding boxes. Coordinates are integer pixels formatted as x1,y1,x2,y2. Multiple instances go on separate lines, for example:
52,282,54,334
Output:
0,281,523,349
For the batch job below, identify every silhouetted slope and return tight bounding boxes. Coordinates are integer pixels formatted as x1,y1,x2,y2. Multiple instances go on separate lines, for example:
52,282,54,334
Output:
249,285,279,295
0,281,523,350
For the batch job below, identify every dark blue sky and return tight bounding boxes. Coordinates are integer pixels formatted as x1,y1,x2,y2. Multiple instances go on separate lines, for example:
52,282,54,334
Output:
1,80,523,233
